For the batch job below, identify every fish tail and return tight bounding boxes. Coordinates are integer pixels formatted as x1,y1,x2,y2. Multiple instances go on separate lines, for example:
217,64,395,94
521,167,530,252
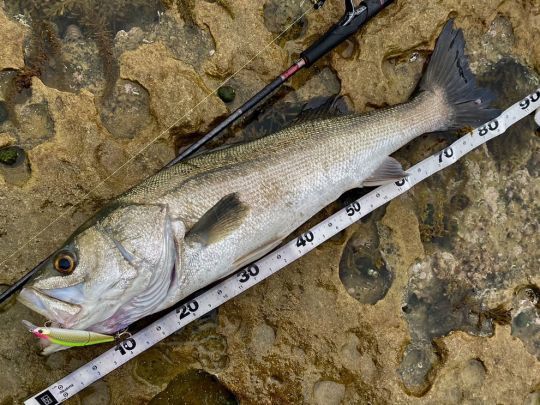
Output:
418,19,499,130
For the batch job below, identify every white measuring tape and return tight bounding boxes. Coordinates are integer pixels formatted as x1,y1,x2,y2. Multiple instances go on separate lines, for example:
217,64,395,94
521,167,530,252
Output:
25,88,540,405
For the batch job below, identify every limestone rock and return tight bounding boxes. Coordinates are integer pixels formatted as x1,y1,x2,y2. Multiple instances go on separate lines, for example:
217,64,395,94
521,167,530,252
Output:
120,42,227,134
0,11,26,70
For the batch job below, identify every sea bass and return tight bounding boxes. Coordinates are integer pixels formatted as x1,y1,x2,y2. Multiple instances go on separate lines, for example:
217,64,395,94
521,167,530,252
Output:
18,21,498,353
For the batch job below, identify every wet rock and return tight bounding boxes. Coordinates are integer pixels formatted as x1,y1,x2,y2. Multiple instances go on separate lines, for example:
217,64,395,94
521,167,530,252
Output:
120,42,227,134
381,50,428,102
378,197,425,271
263,0,307,43
340,333,379,384
61,36,107,94
340,334,362,368
149,369,237,405
79,380,111,405
434,329,539,404
0,11,26,70
478,58,540,172
0,102,8,123
196,334,229,371
250,323,275,356
154,13,215,71
398,341,441,397
193,0,288,79
16,102,55,147
460,359,486,389
133,348,177,386
100,79,152,138
166,310,230,374
524,390,540,405
450,193,471,211
290,66,342,102
511,285,540,360
313,380,345,405
339,224,392,305
0,145,30,186
0,1,538,404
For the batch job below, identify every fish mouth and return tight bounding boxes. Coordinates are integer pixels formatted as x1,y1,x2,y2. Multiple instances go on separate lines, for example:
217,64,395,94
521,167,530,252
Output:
18,287,81,326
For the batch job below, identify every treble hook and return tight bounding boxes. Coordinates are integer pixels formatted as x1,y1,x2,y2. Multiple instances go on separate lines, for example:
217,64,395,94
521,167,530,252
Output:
114,329,132,344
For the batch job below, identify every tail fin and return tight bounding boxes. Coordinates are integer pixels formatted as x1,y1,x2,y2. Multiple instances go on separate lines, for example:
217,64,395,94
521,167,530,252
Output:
419,20,499,129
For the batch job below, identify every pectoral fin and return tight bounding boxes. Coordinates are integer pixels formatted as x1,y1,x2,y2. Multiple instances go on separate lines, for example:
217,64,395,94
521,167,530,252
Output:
186,193,249,245
362,157,408,187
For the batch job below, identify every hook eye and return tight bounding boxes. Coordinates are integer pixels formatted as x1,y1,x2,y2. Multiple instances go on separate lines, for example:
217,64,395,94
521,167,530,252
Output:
114,330,132,343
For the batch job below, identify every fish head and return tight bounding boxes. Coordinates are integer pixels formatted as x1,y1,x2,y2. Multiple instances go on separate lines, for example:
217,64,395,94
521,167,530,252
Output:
18,204,178,336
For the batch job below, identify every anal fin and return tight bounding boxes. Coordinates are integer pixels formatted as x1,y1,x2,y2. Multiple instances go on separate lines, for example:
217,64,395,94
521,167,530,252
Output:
362,157,408,187
186,193,249,245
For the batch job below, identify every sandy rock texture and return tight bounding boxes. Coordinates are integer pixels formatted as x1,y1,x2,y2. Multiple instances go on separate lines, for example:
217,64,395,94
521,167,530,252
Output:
0,0,538,404
0,10,26,70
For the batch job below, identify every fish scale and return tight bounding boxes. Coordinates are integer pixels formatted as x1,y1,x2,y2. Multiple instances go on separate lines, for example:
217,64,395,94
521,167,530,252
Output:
117,93,452,313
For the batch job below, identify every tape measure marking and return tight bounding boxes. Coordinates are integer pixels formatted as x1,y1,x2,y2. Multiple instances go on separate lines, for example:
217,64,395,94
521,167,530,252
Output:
25,88,540,404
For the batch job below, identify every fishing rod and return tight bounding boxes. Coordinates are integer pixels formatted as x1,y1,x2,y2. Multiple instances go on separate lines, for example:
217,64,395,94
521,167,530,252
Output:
0,0,395,305
165,0,395,167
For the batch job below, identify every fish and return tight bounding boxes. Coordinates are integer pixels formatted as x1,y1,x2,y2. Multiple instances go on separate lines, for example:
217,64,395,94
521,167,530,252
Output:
18,20,498,354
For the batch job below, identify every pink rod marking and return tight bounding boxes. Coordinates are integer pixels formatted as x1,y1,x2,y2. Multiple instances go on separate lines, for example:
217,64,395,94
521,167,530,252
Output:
280,59,306,81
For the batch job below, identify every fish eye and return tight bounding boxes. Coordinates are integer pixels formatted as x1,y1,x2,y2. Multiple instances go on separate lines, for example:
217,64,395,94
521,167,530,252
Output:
37,329,43,334
53,251,77,274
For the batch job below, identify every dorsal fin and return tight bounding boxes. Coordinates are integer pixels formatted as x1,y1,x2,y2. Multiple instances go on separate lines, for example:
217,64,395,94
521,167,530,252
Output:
290,95,350,125
186,193,250,245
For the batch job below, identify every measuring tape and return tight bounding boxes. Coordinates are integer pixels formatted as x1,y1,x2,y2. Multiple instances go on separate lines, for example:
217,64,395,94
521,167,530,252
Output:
25,89,540,404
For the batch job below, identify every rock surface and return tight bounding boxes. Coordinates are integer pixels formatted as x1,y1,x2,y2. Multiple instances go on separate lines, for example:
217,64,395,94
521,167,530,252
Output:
0,10,26,70
0,0,538,404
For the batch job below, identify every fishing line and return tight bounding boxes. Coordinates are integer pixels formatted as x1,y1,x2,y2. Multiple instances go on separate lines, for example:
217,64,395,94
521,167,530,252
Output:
0,3,315,280
24,89,540,405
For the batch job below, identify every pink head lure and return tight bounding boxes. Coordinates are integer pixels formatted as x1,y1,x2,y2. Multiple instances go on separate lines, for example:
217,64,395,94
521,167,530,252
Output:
22,320,115,348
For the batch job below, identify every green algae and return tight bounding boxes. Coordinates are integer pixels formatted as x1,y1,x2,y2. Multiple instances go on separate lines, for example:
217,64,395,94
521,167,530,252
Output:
0,147,20,166
217,85,236,103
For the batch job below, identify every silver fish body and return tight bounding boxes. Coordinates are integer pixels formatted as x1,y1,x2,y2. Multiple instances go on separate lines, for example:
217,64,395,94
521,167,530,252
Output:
18,21,499,351
118,91,446,307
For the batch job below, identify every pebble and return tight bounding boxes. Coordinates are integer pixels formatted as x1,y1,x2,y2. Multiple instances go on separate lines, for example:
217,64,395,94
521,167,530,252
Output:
217,85,236,103
460,359,486,389
313,380,345,405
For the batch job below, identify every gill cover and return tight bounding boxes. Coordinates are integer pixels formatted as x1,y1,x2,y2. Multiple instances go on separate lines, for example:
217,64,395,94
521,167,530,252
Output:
92,204,182,331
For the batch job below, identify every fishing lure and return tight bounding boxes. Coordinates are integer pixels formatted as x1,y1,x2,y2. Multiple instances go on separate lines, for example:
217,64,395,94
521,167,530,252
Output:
22,320,115,347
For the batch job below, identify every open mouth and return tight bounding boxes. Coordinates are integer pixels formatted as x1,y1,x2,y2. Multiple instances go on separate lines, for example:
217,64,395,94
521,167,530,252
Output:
18,287,81,326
